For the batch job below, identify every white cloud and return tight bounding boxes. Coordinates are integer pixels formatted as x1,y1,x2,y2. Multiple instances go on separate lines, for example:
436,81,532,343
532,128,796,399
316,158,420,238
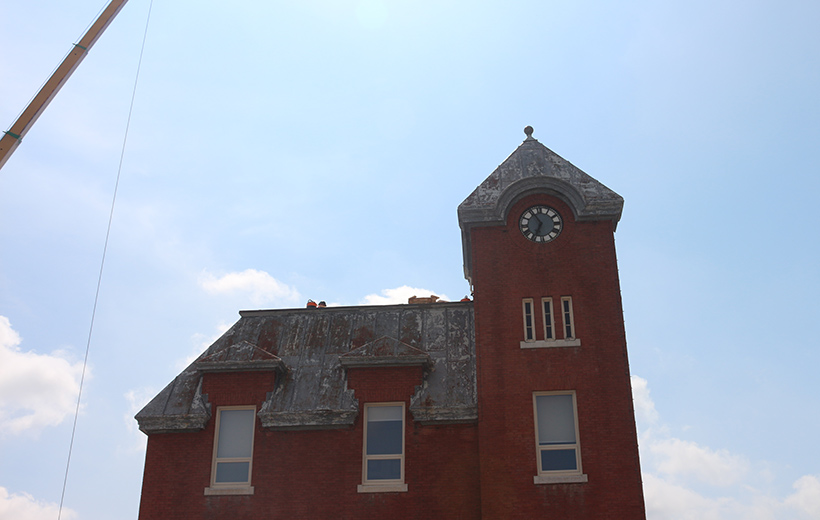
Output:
633,376,818,519
360,285,449,305
0,316,85,435
650,437,749,487
643,472,729,520
785,475,820,518
0,317,21,348
632,375,659,426
0,486,76,520
199,269,301,306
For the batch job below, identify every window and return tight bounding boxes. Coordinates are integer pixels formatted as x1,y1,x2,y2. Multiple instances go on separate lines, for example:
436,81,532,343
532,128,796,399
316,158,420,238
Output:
533,392,587,484
561,297,575,339
359,403,407,493
541,297,555,340
208,406,255,494
522,298,535,342
520,296,580,349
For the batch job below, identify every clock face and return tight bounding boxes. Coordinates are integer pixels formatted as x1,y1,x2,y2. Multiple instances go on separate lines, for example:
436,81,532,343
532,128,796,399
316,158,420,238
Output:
519,205,563,243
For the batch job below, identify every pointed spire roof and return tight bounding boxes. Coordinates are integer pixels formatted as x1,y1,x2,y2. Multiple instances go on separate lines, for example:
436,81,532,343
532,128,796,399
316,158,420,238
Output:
457,127,624,283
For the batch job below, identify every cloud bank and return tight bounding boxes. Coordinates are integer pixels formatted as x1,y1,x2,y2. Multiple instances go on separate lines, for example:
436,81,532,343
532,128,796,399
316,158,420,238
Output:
360,285,449,306
0,487,76,520
0,316,85,435
634,375,820,519
199,269,300,306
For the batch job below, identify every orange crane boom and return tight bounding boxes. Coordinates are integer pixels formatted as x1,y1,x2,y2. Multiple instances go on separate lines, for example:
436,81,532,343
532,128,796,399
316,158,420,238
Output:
0,0,129,171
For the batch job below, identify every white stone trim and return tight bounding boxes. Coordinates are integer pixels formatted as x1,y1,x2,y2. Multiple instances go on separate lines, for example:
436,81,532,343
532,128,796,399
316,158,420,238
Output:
520,338,581,349
204,486,255,495
533,474,588,484
357,483,408,493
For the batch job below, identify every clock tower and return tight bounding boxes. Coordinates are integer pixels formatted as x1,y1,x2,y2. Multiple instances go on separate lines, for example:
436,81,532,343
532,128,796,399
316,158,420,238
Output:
459,127,646,518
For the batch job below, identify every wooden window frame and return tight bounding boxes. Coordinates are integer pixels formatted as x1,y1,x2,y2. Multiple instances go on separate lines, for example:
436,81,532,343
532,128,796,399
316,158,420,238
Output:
532,391,587,484
206,405,256,495
522,298,535,342
358,402,408,493
541,297,555,341
561,296,576,340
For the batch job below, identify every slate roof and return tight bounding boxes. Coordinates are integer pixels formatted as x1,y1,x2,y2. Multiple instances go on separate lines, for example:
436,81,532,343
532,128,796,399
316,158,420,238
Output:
136,301,476,434
457,127,624,284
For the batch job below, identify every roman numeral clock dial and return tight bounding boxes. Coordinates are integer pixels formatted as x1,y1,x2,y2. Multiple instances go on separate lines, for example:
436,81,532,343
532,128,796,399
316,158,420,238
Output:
519,205,563,243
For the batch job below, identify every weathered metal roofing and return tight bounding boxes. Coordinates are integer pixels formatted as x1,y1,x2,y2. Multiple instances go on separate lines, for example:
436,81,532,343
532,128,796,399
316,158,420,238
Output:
135,301,476,434
196,340,287,373
339,337,433,368
457,127,624,284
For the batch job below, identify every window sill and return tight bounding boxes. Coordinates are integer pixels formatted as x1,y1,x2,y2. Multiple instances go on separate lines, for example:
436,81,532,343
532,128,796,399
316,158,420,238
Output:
533,474,588,484
520,339,581,349
204,486,255,496
357,483,408,493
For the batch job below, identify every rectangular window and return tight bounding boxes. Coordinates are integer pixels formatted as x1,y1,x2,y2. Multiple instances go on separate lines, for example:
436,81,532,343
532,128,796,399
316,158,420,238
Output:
541,298,555,340
522,298,535,342
361,403,406,491
561,297,575,339
533,392,582,478
211,406,255,488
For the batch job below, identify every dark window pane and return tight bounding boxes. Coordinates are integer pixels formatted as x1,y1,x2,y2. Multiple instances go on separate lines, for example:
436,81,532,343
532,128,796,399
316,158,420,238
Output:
367,420,402,455
525,301,534,340
543,302,552,336
367,459,401,480
541,449,578,471
215,461,250,483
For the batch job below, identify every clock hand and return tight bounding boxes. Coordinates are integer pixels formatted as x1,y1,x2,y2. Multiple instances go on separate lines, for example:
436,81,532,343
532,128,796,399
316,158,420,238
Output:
534,215,543,235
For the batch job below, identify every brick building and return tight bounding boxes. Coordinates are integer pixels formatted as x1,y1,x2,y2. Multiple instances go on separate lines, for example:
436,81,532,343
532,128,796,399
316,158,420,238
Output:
135,128,646,519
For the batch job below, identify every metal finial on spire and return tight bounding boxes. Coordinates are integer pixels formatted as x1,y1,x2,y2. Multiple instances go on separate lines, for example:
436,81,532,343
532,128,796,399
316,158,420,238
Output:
524,126,534,138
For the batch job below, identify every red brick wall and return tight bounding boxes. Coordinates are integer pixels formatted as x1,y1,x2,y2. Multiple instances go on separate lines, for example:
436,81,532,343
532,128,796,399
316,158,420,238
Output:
470,193,646,519
137,371,274,520
137,191,644,519
138,367,481,520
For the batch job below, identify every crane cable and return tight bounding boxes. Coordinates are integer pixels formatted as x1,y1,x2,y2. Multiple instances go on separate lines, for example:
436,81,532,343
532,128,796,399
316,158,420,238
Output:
58,1,154,518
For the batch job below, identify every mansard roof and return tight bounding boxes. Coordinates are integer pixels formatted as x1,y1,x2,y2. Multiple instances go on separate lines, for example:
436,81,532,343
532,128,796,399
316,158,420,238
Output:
135,301,476,434
457,127,624,283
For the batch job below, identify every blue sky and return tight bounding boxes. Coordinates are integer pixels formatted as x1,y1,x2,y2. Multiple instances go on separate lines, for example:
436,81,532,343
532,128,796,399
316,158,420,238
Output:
1,0,819,518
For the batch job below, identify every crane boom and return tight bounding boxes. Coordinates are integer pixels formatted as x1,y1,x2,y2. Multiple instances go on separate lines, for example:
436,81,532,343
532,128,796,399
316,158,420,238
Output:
0,0,129,171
